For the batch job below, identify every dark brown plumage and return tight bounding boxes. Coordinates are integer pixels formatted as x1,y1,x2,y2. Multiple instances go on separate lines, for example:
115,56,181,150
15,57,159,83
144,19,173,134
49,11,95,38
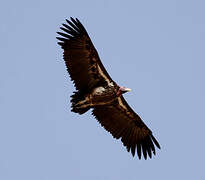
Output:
57,17,160,159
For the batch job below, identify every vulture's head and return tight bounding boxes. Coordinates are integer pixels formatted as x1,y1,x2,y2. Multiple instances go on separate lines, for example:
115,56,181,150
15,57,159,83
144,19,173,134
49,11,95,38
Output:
117,86,131,96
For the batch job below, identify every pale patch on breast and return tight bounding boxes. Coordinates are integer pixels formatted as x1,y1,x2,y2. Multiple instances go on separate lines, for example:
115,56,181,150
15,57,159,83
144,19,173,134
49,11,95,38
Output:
97,64,114,87
93,86,106,95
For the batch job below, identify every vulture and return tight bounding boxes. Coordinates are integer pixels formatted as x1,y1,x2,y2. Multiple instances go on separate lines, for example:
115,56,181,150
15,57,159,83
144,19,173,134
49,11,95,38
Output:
57,17,160,159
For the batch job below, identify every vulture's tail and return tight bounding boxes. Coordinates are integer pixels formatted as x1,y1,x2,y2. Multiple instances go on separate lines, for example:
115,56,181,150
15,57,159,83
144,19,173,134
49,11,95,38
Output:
70,91,90,115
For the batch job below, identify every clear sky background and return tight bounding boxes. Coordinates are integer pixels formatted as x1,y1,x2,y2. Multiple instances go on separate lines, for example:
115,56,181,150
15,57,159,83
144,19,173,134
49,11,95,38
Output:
1,0,205,179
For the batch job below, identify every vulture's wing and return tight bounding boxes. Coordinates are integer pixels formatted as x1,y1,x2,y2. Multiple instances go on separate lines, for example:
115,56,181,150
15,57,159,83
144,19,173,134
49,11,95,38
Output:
57,17,114,93
92,96,160,159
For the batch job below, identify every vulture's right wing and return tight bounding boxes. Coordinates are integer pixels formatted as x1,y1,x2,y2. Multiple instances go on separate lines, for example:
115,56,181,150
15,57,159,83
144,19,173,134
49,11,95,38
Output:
92,96,160,159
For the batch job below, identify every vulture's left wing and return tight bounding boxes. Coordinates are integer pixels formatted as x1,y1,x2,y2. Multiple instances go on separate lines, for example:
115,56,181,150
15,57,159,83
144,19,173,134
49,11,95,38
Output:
92,96,160,159
57,18,115,93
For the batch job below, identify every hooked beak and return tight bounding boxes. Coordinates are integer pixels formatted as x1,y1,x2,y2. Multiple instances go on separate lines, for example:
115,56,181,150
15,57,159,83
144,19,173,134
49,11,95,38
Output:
124,88,131,92
117,86,131,96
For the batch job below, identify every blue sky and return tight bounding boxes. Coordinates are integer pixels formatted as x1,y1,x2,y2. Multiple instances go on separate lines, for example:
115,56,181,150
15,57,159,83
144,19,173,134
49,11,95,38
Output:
1,0,205,179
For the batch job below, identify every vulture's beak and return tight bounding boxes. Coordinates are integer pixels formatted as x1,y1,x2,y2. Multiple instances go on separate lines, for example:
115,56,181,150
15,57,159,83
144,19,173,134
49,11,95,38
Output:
121,87,131,93
124,88,131,92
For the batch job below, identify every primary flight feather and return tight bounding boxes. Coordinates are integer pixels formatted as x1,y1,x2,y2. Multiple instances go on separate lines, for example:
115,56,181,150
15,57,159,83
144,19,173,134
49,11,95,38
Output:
57,17,160,159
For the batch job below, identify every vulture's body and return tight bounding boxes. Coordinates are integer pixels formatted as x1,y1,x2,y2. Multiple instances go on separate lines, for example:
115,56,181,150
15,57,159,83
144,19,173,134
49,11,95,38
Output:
57,17,160,159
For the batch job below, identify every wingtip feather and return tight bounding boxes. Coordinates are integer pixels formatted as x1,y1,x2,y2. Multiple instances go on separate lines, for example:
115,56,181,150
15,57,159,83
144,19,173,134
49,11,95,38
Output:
151,134,161,149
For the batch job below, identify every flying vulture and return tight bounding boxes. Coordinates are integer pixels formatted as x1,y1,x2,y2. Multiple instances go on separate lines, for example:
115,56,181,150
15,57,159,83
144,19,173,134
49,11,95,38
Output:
57,17,160,159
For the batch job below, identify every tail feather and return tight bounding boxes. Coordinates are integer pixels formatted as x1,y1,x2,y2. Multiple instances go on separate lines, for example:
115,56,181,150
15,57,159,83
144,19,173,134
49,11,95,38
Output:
71,106,90,114
70,91,90,114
